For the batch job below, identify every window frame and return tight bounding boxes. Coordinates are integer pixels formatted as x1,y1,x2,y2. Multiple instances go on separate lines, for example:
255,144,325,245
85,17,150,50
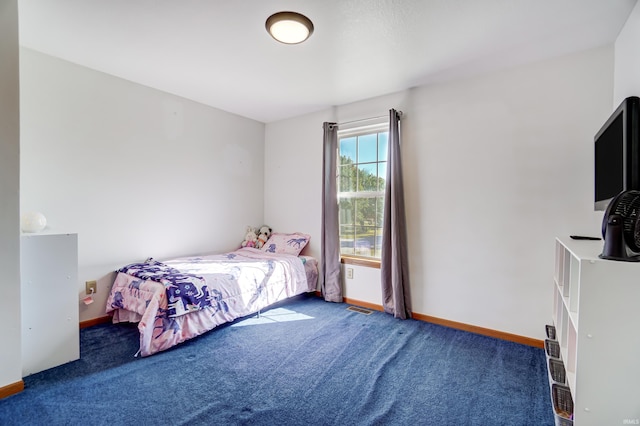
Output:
337,122,389,265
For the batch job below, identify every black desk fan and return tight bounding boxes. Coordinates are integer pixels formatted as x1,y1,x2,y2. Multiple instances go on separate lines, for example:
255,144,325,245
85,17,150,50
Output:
600,190,640,261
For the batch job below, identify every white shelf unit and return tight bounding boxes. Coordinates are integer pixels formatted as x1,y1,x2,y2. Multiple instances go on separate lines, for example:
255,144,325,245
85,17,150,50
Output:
553,237,640,425
21,233,79,376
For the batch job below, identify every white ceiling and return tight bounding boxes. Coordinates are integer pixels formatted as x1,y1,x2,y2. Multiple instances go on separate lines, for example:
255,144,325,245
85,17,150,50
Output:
18,0,637,123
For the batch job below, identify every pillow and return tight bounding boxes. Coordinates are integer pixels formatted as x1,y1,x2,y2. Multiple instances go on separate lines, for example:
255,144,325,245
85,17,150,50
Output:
260,232,310,256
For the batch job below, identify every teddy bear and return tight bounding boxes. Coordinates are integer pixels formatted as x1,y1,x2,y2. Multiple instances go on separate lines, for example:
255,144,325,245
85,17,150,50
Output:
255,225,272,249
241,226,258,248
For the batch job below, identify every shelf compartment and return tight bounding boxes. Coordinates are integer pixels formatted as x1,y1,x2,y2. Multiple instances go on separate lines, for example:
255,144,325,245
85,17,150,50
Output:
546,324,557,340
566,325,577,373
558,303,569,355
554,240,563,284
554,286,562,329
562,248,571,289
552,384,574,426
548,358,567,388
545,339,561,359
556,243,566,289
568,255,579,310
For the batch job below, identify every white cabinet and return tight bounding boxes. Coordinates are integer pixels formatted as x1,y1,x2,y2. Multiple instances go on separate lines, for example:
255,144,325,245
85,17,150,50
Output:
553,237,640,425
21,233,79,376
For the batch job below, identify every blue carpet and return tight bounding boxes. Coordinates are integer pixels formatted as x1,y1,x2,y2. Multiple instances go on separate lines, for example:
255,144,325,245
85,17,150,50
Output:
0,295,554,425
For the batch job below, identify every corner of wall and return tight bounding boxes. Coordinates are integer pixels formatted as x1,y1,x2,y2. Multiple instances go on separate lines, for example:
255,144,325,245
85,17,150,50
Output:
0,0,23,390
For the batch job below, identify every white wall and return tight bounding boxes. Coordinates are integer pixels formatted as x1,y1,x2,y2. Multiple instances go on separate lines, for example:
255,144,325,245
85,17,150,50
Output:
265,46,612,340
614,0,640,106
264,110,330,257
0,0,23,390
20,49,266,322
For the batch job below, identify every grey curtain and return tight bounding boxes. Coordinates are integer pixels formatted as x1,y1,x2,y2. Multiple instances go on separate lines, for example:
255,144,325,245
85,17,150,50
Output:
381,109,411,319
321,122,342,302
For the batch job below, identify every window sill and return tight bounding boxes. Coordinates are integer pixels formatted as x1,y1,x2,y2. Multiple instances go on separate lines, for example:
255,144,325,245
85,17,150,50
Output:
341,256,381,269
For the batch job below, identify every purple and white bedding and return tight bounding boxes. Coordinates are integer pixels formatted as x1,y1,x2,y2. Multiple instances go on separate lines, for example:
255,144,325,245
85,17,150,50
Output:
105,247,318,357
116,258,210,318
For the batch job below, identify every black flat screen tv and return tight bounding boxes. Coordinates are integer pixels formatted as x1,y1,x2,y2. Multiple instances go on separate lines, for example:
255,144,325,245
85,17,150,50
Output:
594,96,640,211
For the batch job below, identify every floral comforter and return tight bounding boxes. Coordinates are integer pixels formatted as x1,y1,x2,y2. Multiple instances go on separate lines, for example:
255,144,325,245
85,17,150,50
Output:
105,247,318,357
116,258,210,318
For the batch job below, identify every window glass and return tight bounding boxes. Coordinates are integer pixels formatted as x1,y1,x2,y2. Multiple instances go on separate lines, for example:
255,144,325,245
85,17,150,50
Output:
378,133,388,162
357,134,378,163
358,163,378,191
339,165,356,193
340,137,357,164
375,197,385,227
338,126,388,260
377,162,387,191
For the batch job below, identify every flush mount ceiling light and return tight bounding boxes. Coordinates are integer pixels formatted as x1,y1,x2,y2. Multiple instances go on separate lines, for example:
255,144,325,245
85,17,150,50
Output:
266,11,314,44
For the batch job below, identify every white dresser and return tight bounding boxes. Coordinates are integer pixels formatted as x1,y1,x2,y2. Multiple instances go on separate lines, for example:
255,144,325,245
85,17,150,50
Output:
553,237,640,425
21,233,79,376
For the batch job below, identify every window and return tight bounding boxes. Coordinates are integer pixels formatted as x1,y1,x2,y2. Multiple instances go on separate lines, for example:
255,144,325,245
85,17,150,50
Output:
338,124,388,259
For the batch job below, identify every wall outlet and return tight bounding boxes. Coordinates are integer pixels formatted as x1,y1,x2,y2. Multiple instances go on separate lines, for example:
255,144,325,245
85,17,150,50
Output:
346,268,354,279
85,280,97,295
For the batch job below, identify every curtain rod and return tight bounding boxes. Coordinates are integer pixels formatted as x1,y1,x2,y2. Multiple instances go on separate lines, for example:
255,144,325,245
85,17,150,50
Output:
330,111,403,128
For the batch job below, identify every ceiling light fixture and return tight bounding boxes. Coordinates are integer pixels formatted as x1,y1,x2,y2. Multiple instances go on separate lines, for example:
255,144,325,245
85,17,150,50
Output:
266,11,314,44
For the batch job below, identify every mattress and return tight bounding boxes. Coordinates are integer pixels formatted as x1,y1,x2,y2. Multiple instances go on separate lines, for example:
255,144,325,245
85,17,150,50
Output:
105,247,318,356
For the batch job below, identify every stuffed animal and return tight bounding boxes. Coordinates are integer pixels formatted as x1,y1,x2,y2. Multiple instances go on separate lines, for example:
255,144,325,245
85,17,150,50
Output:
241,226,258,248
256,225,272,249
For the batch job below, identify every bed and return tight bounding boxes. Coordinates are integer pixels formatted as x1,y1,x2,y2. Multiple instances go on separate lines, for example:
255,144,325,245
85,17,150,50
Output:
105,244,318,357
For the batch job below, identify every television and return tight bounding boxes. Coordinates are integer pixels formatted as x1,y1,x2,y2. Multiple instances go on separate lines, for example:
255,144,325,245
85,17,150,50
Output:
594,96,640,211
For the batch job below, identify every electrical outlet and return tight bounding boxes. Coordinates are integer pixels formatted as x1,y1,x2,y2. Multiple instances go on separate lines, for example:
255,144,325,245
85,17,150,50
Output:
346,268,354,279
86,280,97,295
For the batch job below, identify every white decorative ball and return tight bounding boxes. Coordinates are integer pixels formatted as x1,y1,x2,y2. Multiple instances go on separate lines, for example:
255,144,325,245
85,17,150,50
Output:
21,212,47,233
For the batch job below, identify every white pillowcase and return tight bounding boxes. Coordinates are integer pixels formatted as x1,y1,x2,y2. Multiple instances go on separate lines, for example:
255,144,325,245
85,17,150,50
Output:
260,232,310,256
